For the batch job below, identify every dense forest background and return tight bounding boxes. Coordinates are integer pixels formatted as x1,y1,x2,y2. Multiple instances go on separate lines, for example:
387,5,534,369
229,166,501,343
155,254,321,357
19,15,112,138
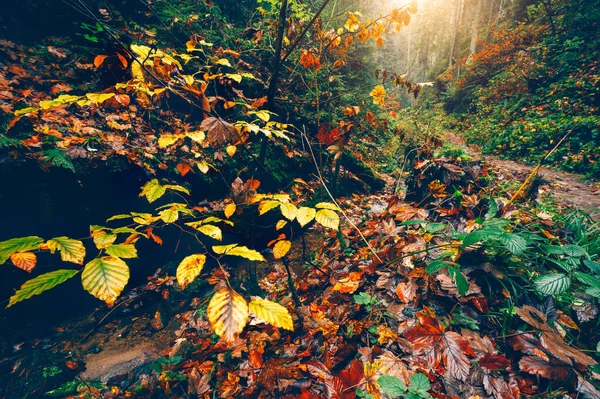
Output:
1,0,600,398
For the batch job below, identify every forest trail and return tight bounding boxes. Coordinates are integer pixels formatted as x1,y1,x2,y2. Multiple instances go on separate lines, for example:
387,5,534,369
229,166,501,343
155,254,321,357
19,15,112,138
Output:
445,131,600,220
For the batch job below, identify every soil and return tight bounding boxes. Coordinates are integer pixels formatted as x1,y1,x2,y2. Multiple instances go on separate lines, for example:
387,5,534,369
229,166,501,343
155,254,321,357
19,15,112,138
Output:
445,131,600,220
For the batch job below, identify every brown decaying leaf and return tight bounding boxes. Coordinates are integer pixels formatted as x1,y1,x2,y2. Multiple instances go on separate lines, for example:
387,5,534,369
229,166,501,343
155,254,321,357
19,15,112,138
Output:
200,117,239,147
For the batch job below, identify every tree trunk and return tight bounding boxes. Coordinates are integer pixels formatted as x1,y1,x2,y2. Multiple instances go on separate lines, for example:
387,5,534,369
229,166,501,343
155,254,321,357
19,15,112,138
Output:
469,0,483,55
449,0,461,68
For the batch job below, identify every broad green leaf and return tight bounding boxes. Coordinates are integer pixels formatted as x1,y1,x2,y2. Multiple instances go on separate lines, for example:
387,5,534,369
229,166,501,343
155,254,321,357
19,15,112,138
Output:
426,260,459,274
425,223,446,234
273,240,291,259
562,245,587,258
93,233,117,249
315,209,340,230
105,244,138,258
314,202,341,211
82,256,130,306
212,244,265,262
7,269,78,307
534,273,571,296
583,259,600,274
573,272,600,289
498,233,527,256
207,288,248,342
296,207,316,227
408,373,430,395
461,228,503,248
45,237,86,265
249,297,293,331
0,236,44,264
197,225,223,241
280,203,298,221
140,179,166,203
448,267,469,296
176,254,206,289
378,375,407,397
159,209,179,223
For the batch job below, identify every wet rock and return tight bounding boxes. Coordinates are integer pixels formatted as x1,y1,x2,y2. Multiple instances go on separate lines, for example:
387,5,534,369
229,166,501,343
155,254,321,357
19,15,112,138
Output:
80,344,160,384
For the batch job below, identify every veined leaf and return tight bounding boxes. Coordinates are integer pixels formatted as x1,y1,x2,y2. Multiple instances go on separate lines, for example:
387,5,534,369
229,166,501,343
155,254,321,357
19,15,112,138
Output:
45,237,86,265
105,244,138,259
7,269,79,308
315,202,341,211
534,273,571,296
0,236,44,264
140,179,166,203
224,203,236,219
426,260,459,274
93,233,117,249
259,200,280,215
276,220,287,230
10,252,37,272
296,207,316,227
82,256,130,306
207,288,249,342
280,203,298,221
408,373,430,395
378,375,407,397
273,240,292,259
197,225,222,241
164,184,190,195
212,244,265,262
176,254,206,289
315,209,340,230
498,233,527,256
448,267,469,296
158,133,184,148
249,297,294,331
159,209,179,223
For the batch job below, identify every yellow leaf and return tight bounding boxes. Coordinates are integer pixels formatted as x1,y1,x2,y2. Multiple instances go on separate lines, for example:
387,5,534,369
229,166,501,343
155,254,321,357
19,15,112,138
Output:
93,233,117,249
276,220,288,230
259,200,280,215
45,237,86,265
77,92,115,106
10,252,37,272
212,244,265,262
226,145,237,157
158,133,184,148
139,179,166,203
181,74,195,85
186,131,205,143
249,297,294,331
216,58,232,67
296,207,316,227
226,73,242,83
159,209,179,223
315,202,341,211
280,203,298,221
196,161,210,174
273,240,291,260
105,244,138,259
224,203,236,219
315,209,340,230
370,85,386,106
82,256,130,306
207,288,249,342
176,254,206,289
197,224,223,241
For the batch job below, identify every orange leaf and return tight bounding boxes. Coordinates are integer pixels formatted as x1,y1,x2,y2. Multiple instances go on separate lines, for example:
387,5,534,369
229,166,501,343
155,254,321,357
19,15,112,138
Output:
10,252,37,272
94,55,108,68
117,53,129,68
176,163,193,177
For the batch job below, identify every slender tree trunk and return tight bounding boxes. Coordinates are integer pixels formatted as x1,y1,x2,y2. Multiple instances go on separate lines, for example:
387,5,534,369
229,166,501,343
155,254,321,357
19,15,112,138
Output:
469,0,483,56
448,0,461,68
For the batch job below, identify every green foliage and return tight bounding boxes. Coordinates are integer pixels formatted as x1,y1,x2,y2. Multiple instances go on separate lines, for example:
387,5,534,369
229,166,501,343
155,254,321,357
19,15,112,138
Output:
377,372,432,399
8,269,79,308
42,149,76,172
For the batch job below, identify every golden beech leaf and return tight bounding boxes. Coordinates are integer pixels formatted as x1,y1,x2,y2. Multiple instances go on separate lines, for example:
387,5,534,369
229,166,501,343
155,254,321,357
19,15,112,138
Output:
224,203,236,219
197,225,223,241
212,244,265,262
94,55,107,68
45,237,86,265
176,254,206,289
296,207,316,227
207,288,249,342
93,233,117,249
159,209,179,223
10,252,37,272
259,200,280,215
273,240,292,260
276,220,288,230
280,203,298,221
315,209,340,230
226,145,237,157
81,256,130,306
158,133,184,149
249,297,294,331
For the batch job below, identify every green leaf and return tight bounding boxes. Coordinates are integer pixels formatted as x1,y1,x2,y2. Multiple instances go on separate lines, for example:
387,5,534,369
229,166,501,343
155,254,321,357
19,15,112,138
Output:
573,272,600,289
425,223,446,234
0,236,44,264
534,273,571,296
425,260,459,274
562,245,587,258
497,233,527,256
105,244,138,258
448,267,469,296
42,149,75,172
82,256,130,306
583,259,600,275
140,179,166,203
93,233,117,249
408,373,430,396
461,228,503,247
353,292,374,305
7,269,78,307
45,237,86,265
212,244,265,261
378,375,407,397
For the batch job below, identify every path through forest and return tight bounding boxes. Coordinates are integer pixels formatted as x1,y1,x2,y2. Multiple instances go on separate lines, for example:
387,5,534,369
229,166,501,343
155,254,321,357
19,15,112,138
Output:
445,131,600,220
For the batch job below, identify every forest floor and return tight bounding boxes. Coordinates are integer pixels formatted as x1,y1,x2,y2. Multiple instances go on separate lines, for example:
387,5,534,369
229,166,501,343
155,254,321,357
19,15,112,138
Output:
445,131,600,220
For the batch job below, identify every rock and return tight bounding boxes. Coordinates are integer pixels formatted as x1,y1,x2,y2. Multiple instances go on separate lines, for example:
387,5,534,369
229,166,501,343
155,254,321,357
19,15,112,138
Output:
80,344,160,384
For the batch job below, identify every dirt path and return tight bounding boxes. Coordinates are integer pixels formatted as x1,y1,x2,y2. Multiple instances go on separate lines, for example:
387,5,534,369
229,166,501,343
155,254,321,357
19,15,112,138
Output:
445,131,600,220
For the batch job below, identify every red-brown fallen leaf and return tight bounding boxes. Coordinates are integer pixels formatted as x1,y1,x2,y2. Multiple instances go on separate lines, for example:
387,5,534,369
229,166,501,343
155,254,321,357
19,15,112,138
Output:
176,163,193,177
94,55,108,68
471,297,489,313
376,350,411,385
200,116,238,146
10,252,37,272
395,278,417,303
479,353,511,371
483,374,518,399
518,355,572,380
248,349,263,368
219,372,240,398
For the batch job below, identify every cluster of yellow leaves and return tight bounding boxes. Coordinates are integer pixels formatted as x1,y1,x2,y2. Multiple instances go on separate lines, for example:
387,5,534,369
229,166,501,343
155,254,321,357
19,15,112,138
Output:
370,85,386,106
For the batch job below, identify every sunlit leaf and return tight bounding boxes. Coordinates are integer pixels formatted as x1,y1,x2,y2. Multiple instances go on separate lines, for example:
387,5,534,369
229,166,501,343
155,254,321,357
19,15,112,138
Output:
0,236,44,264
314,202,341,211
273,240,292,259
158,133,184,148
226,145,237,157
259,200,280,215
315,209,340,230
82,256,130,306
176,254,206,289
249,297,293,331
207,288,248,342
224,203,236,219
140,179,166,203
159,209,179,223
212,244,265,261
7,269,79,308
296,207,316,227
93,233,117,249
45,237,86,265
105,244,138,259
280,203,298,221
276,220,287,230
197,225,223,241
